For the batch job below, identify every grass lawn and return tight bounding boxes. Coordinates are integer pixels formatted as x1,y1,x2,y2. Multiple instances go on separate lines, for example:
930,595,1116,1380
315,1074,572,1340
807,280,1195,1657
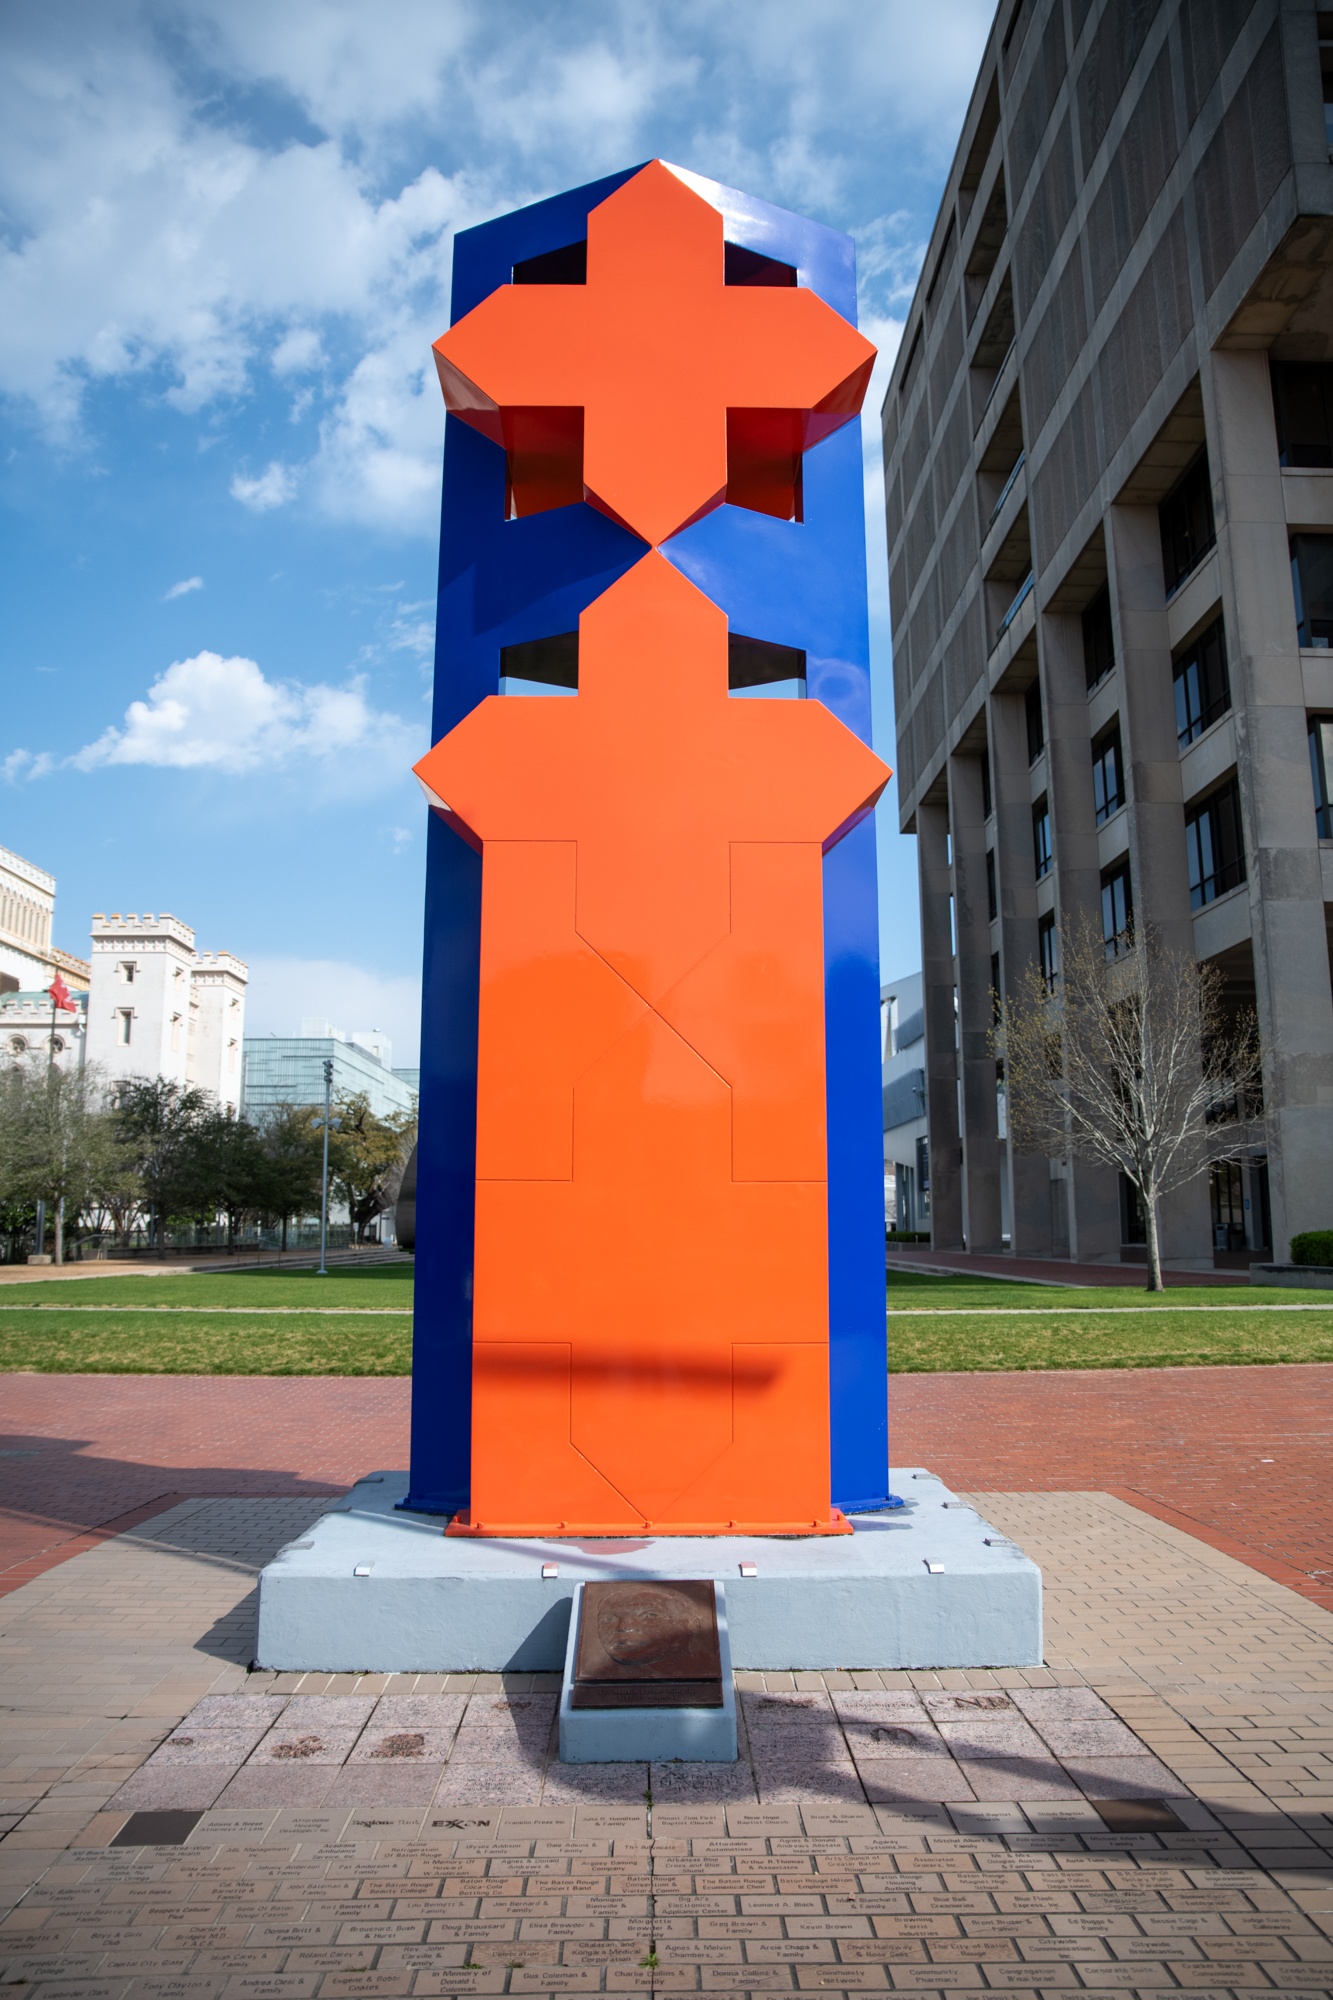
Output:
0,1262,1327,1374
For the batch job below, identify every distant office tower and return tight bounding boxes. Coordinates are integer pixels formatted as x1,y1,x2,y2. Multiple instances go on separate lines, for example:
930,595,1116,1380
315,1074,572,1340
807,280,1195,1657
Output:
86,914,246,1111
883,0,1333,1268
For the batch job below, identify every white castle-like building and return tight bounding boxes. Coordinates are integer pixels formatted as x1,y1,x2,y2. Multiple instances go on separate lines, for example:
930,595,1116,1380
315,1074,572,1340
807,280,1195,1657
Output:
85,914,247,1112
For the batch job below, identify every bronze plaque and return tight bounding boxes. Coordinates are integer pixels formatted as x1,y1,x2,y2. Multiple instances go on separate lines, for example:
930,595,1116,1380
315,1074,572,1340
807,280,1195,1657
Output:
571,1580,722,1708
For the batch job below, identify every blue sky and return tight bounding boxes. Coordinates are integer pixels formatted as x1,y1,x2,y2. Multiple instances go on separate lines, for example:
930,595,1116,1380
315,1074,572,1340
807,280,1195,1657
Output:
1,0,993,1062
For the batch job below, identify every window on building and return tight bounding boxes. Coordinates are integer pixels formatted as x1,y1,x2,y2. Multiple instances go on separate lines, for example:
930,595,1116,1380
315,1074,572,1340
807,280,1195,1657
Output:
915,1135,931,1220
1119,1172,1147,1244
1092,724,1124,824
1291,534,1333,647
986,849,997,922
1101,861,1133,959
120,961,136,984
118,1010,133,1046
1025,680,1045,762
1159,451,1216,597
1082,581,1115,691
1271,360,1333,467
1038,912,1057,990
1185,777,1246,909
1311,715,1333,837
1173,616,1230,746
170,1013,182,1053
980,746,992,818
1032,797,1052,879
991,951,1002,1025
228,1041,238,1073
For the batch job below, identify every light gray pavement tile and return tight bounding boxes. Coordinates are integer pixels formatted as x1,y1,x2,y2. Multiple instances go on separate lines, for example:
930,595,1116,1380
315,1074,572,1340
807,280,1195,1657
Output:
368,1697,468,1731
319,1763,446,1806
954,1757,1082,1800
145,1731,271,1769
829,1693,931,1720
269,1695,377,1728
858,1765,976,1803
213,1767,334,1807
244,1727,362,1766
741,1695,840,1730
430,1766,543,1806
538,1765,651,1803
348,1730,458,1764
107,1765,234,1811
1009,1690,1115,1722
1028,1719,1149,1756
180,1700,291,1731
922,1692,1019,1719
646,1765,759,1803
1058,1755,1193,1798
841,1723,951,1760
934,1720,1047,1760
755,1772,869,1805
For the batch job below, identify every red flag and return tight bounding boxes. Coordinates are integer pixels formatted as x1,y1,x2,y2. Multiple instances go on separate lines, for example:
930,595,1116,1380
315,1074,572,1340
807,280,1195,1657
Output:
47,975,77,1013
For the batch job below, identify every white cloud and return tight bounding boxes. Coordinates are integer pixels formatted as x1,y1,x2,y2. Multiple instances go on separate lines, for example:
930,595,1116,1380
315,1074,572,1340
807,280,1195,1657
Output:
271,327,324,375
231,461,298,511
388,825,412,853
387,604,436,657
3,748,54,783
244,954,423,1064
69,650,422,781
163,575,203,600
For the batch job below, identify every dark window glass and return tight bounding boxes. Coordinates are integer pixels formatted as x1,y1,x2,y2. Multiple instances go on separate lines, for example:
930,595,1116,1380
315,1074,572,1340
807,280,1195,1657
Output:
1082,582,1115,691
1311,716,1333,838
1210,1158,1247,1251
1173,616,1230,747
981,747,992,819
986,849,997,922
1101,861,1133,958
1033,798,1052,879
1271,361,1333,468
1185,778,1246,909
1025,680,1045,762
1291,534,1333,648
1159,451,1216,596
1038,912,1057,990
1120,1172,1147,1244
1092,724,1124,824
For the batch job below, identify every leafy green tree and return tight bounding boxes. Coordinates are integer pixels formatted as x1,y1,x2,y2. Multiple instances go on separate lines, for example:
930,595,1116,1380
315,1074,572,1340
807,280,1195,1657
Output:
329,1092,417,1244
111,1078,213,1245
0,1058,130,1262
251,1101,325,1249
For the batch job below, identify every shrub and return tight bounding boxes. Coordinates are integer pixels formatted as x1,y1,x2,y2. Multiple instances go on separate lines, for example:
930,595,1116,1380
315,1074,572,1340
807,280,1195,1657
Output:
886,1230,931,1245
1291,1230,1333,1267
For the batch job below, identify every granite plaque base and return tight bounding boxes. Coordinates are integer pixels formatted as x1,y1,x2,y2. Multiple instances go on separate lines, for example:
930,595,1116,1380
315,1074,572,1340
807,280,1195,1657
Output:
255,1469,1042,1672
559,1580,737,1761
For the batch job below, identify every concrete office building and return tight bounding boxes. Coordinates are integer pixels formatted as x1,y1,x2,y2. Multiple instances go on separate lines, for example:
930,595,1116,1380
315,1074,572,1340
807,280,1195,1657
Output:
883,0,1333,1266
880,970,930,1230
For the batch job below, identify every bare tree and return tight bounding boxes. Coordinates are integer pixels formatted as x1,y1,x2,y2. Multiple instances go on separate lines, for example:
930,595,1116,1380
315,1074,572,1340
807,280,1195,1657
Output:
997,917,1263,1290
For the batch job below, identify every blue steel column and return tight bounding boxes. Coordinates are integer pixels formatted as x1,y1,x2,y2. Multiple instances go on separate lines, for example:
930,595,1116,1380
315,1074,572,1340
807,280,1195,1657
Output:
405,167,889,1515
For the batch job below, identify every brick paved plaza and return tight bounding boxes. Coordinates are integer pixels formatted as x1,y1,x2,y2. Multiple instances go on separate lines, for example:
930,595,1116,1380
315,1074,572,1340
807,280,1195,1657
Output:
0,1369,1330,1995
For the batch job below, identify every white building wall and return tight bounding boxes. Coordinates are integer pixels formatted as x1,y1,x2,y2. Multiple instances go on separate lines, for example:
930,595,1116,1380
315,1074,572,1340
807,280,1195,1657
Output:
1,995,87,1076
86,914,196,1090
0,846,56,991
192,953,248,1113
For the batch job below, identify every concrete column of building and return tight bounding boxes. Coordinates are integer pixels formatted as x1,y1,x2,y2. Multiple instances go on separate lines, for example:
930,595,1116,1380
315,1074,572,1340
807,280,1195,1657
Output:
1207,350,1333,1257
917,797,963,1250
947,749,1004,1252
988,686,1053,1255
1106,503,1211,1264
1038,609,1121,1262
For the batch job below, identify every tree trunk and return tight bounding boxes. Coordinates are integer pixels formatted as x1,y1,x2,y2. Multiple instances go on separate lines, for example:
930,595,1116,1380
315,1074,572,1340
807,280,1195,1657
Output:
1144,1190,1164,1292
54,1198,64,1266
281,1213,288,1253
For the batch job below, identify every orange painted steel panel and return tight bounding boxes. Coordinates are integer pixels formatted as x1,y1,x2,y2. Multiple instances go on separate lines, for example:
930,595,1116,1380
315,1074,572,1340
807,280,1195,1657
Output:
433,159,876,549
416,553,888,1536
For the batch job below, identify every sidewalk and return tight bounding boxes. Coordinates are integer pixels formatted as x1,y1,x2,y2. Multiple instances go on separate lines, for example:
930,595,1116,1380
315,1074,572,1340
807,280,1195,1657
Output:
0,1248,414,1287
0,1486,1329,1997
887,1248,1240,1288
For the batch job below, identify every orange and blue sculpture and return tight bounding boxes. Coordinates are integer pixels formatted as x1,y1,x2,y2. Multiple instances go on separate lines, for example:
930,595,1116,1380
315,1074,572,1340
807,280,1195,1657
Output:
408,162,891,1535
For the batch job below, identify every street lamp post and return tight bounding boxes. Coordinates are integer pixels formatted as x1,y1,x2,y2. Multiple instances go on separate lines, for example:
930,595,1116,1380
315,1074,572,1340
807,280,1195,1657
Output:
318,1057,333,1277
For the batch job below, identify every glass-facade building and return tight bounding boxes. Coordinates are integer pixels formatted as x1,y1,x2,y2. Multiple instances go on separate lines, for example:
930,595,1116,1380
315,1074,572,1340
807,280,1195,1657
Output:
240,1037,418,1121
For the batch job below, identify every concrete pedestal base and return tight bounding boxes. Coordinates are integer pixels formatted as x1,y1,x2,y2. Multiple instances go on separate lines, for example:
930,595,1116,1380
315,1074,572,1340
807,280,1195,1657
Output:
556,1582,737,1762
255,1469,1041,1672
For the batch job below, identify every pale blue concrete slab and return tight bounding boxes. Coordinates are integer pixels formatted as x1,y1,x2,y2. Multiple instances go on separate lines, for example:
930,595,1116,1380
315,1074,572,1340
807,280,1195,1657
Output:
557,1582,737,1762
255,1470,1041,1673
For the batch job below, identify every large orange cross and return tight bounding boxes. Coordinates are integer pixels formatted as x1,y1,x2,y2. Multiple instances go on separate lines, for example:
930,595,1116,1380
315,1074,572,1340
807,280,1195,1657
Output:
434,160,876,547
414,555,888,1535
